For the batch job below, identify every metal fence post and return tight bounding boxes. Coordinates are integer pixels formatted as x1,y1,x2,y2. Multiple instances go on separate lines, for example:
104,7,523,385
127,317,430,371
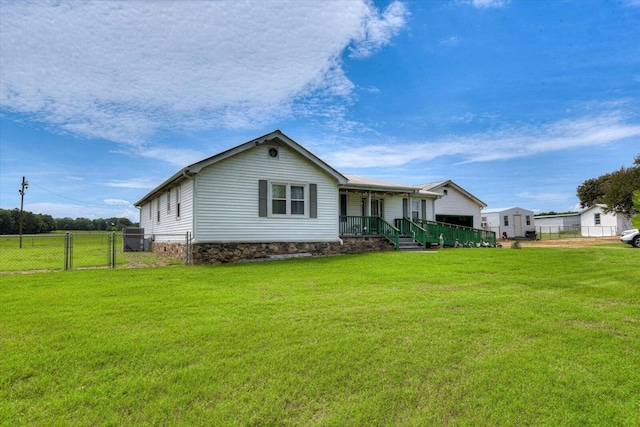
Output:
107,232,116,268
185,232,192,265
64,233,73,270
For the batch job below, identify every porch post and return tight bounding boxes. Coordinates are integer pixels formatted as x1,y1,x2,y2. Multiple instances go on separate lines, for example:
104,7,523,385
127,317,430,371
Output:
367,191,372,216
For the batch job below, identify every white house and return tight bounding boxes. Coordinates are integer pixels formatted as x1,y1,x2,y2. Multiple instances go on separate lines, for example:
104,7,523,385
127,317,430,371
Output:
135,130,449,263
415,180,487,228
579,204,632,237
481,207,536,239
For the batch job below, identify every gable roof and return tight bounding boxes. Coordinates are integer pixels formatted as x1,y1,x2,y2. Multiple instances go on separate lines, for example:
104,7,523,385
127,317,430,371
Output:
482,207,533,214
135,130,347,207
579,204,613,215
342,174,440,197
416,179,487,207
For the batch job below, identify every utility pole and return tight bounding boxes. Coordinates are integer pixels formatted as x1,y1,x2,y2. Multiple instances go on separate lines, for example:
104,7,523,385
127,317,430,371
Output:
19,176,28,248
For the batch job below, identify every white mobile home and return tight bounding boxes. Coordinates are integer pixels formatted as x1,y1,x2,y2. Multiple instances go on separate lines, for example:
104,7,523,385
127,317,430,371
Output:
481,207,535,239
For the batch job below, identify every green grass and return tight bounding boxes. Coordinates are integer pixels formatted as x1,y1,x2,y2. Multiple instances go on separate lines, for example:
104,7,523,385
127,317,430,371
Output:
0,233,172,271
2,247,639,425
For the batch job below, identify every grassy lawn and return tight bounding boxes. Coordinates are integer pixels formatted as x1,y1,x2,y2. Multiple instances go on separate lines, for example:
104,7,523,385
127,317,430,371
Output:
0,233,176,271
1,247,639,425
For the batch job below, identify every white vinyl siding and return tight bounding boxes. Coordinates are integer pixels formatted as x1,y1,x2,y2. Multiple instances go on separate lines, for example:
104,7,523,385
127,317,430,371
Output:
138,181,193,240
481,207,535,238
433,186,483,228
194,144,339,243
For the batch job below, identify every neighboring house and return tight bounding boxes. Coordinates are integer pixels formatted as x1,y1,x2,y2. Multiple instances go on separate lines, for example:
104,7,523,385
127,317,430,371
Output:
481,207,536,238
135,130,450,263
579,204,632,237
415,180,487,228
534,213,580,233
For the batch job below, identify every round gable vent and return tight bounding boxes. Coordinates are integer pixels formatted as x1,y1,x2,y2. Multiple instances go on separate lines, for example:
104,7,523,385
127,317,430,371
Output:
268,147,279,158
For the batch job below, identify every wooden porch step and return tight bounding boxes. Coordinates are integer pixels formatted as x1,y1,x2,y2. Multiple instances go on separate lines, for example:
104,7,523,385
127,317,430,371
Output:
398,236,425,251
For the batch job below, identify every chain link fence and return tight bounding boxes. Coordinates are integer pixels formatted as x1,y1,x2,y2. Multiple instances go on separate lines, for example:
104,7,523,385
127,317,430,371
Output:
0,232,191,274
535,225,619,239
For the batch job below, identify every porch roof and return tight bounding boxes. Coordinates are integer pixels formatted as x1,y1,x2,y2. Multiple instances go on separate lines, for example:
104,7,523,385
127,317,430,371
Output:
341,174,440,197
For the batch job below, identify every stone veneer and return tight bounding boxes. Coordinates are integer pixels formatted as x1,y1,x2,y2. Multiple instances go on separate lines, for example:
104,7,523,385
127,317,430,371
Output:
151,241,188,261
187,236,396,265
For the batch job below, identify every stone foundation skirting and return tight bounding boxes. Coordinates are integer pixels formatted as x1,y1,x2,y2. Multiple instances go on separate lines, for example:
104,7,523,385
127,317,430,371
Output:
188,236,396,265
151,241,187,261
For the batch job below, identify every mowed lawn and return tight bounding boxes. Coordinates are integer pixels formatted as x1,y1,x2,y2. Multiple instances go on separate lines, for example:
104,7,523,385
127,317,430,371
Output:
1,247,639,426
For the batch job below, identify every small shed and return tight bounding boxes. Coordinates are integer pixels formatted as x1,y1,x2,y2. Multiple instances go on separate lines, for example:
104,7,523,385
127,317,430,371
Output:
579,204,632,237
481,207,536,239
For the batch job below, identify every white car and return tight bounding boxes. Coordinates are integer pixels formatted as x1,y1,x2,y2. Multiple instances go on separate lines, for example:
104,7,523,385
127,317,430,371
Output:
620,228,640,248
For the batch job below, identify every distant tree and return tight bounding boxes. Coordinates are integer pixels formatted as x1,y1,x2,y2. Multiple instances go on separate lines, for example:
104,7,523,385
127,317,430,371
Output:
56,217,74,230
0,208,56,234
577,155,640,217
576,175,610,209
631,190,640,229
93,218,108,231
0,209,16,234
535,211,578,216
1,210,138,234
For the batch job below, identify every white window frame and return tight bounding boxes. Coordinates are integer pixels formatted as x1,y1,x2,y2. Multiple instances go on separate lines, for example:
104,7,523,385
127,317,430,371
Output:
594,213,601,225
268,181,308,218
411,200,419,219
503,215,509,226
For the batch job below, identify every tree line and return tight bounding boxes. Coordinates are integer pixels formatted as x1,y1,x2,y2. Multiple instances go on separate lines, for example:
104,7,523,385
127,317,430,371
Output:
0,208,138,235
576,154,640,218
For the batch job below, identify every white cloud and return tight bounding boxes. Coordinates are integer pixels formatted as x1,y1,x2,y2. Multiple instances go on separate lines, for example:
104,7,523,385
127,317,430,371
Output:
348,1,409,59
439,36,461,47
104,199,130,206
104,178,157,189
517,192,572,202
0,1,408,148
468,0,511,8
324,111,640,168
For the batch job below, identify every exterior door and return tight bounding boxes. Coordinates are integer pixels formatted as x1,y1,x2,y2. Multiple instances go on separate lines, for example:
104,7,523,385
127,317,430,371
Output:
514,214,522,236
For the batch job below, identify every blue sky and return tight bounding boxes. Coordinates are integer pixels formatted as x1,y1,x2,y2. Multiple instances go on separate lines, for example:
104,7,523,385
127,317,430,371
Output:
1,0,639,222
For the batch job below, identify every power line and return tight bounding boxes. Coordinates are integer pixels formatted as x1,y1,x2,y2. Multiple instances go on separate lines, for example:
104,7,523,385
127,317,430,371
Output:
29,181,130,207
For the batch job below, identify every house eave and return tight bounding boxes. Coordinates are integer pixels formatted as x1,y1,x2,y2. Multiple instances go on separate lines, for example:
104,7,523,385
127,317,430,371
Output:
134,168,194,207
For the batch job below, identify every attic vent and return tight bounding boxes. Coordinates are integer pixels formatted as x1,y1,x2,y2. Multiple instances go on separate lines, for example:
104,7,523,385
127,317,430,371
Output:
268,147,279,158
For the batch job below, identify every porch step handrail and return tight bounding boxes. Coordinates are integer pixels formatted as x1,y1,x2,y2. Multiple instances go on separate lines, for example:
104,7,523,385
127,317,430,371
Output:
414,219,497,247
339,216,400,250
396,218,431,248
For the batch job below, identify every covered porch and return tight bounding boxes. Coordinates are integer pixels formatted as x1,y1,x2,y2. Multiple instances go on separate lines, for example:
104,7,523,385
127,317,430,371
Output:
339,215,497,249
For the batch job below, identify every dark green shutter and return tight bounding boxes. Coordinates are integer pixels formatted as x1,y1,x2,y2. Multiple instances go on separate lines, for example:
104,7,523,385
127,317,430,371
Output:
310,184,317,218
259,180,267,217
402,198,408,218
421,200,427,220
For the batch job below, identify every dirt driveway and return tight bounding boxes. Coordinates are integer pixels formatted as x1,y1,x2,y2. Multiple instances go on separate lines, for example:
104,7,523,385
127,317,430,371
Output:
507,236,622,248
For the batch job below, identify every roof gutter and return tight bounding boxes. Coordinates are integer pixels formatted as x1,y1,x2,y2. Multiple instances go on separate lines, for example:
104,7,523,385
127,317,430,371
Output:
134,167,195,207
